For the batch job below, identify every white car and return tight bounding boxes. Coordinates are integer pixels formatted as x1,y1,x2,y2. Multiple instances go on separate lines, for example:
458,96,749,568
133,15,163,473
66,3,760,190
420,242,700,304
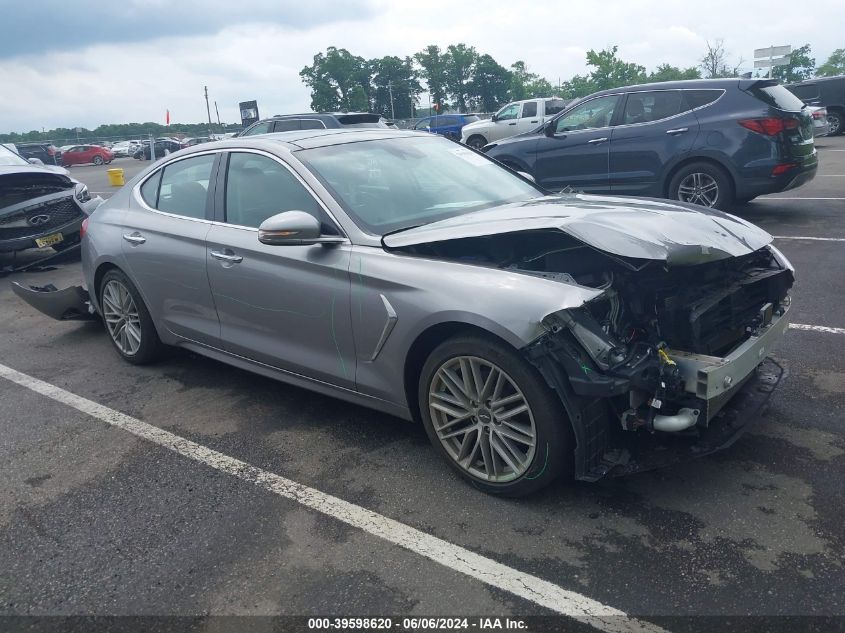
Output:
461,97,568,149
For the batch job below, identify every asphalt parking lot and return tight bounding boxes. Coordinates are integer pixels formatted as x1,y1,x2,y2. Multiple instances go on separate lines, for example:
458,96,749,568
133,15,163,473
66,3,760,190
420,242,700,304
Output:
2,140,845,631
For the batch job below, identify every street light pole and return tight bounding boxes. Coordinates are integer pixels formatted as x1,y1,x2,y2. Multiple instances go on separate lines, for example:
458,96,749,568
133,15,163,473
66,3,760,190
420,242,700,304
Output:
204,86,213,138
388,81,395,120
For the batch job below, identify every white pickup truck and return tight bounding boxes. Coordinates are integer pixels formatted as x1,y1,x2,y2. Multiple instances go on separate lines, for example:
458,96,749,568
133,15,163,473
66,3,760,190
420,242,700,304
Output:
460,97,568,149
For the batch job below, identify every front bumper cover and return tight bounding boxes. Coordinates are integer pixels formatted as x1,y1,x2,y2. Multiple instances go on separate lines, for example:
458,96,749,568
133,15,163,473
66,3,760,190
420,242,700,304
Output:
10,282,94,320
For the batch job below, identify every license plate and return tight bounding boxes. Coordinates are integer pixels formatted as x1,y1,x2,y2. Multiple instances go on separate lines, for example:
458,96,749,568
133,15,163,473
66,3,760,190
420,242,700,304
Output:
35,232,64,248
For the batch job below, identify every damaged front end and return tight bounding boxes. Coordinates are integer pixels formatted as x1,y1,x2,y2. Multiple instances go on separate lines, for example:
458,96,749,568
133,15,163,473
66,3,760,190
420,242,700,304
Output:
524,244,793,480
10,282,95,321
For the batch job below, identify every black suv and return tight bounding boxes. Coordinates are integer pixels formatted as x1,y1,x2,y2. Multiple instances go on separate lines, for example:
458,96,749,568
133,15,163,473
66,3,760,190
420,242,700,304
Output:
485,79,817,210
15,142,62,166
237,113,387,136
787,75,845,136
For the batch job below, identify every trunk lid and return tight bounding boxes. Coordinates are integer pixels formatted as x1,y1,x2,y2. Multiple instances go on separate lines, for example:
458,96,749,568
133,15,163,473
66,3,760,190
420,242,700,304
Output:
382,194,773,265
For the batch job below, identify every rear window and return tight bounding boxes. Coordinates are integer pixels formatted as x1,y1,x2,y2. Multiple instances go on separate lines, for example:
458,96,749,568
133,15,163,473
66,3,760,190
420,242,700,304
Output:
545,99,567,115
749,84,806,111
683,90,723,109
788,84,820,101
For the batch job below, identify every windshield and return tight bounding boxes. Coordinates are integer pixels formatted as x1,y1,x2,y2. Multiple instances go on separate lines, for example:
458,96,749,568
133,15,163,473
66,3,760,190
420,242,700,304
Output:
0,144,30,166
297,136,541,234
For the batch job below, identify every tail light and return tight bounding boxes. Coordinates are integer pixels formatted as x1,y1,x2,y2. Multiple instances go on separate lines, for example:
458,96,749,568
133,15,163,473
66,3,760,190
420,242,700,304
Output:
771,163,798,176
738,117,799,136
80,217,89,239
811,110,827,120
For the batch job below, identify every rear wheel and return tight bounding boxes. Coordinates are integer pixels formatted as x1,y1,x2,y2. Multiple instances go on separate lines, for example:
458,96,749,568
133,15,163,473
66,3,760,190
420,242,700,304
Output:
668,161,734,210
828,110,843,136
466,135,487,150
418,334,570,496
99,269,165,365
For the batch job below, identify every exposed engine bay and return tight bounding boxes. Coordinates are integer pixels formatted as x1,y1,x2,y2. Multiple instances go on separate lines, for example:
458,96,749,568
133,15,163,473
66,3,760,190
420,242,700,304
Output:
394,229,794,478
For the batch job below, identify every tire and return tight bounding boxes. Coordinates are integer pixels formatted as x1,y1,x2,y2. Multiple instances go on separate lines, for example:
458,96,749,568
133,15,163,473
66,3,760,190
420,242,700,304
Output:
828,110,843,136
99,269,166,365
466,135,487,150
418,334,571,496
668,161,734,210
92,155,104,166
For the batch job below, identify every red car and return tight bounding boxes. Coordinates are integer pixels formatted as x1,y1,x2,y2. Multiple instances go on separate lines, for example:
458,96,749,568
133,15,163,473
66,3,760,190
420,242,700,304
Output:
62,145,113,166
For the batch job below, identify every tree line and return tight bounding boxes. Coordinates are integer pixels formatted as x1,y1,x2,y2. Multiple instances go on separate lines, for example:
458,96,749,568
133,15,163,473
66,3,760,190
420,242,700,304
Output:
3,43,843,143
300,42,845,117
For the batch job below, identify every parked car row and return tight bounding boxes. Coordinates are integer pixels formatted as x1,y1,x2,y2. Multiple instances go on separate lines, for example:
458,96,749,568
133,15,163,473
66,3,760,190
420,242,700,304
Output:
786,74,845,136
482,78,818,210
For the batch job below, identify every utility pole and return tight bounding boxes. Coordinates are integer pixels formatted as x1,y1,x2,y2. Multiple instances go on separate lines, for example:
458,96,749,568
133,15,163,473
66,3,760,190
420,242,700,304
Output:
388,81,395,120
204,86,213,138
214,101,222,135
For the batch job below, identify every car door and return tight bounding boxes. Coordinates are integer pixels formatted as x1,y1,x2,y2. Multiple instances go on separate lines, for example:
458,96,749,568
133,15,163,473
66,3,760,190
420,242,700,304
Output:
532,94,622,192
121,152,221,347
487,102,521,141
205,150,355,388
516,101,541,134
609,90,700,196
63,146,81,166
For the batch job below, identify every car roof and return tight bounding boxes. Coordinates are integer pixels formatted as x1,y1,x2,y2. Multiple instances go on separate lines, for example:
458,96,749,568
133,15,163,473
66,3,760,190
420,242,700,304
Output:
787,74,845,86
584,78,746,99
172,128,426,157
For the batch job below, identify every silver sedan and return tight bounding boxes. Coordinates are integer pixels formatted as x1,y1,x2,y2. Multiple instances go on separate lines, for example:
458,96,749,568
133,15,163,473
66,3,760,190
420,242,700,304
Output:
14,129,795,496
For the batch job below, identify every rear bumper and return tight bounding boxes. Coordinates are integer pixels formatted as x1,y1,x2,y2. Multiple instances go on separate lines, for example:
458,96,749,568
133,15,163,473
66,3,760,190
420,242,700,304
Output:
735,151,818,198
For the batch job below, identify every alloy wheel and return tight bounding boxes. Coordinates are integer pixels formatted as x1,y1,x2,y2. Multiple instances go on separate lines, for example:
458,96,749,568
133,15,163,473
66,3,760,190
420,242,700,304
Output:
678,172,719,207
428,356,537,482
829,112,842,136
102,280,142,355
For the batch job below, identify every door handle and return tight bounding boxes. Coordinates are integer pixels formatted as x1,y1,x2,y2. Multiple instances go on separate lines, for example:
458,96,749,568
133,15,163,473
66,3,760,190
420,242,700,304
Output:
587,137,609,144
122,233,146,245
666,127,689,135
210,250,243,264
508,122,517,126
530,120,539,123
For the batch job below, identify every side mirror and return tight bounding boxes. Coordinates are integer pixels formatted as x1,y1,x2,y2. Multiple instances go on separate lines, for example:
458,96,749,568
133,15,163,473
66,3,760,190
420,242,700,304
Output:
28,157,44,165
491,114,498,122
258,211,321,245
517,171,535,183
543,120,556,137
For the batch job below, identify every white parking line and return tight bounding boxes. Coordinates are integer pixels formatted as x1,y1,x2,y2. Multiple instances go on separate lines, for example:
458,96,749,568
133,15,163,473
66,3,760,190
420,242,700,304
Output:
762,197,845,200
0,362,667,633
791,323,845,335
774,236,845,241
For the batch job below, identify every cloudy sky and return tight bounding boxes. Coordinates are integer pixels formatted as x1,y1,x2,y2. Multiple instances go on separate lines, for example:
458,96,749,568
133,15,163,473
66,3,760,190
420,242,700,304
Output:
1,0,843,133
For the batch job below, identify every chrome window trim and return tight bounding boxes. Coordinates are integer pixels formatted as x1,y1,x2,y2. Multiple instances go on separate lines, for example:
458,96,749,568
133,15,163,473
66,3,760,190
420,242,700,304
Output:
612,88,727,130
132,150,219,223
295,118,328,130
216,147,348,238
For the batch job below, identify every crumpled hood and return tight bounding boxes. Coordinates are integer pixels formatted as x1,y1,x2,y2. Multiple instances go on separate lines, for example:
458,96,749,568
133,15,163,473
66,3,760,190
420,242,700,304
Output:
382,194,773,265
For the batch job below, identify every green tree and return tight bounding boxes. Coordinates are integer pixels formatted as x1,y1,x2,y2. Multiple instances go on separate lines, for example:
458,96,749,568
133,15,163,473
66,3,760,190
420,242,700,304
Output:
509,61,555,101
560,74,594,99
414,45,449,110
470,54,511,112
773,44,815,83
648,63,701,83
299,46,371,112
585,46,646,91
370,55,422,118
443,44,478,113
817,48,845,77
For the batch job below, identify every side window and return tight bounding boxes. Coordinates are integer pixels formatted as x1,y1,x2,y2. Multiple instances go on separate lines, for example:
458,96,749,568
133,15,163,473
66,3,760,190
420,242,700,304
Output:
496,103,520,121
555,95,620,133
300,119,326,130
789,84,819,101
521,102,537,118
242,121,273,136
545,99,567,115
273,119,300,132
140,170,162,207
225,152,332,232
622,91,683,124
683,90,724,110
156,154,215,219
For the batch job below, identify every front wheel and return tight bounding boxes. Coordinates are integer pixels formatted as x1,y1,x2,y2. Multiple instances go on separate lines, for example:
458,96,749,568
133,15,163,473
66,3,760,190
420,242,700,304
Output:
92,155,104,166
418,335,570,496
466,135,487,150
100,269,166,364
668,162,734,210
